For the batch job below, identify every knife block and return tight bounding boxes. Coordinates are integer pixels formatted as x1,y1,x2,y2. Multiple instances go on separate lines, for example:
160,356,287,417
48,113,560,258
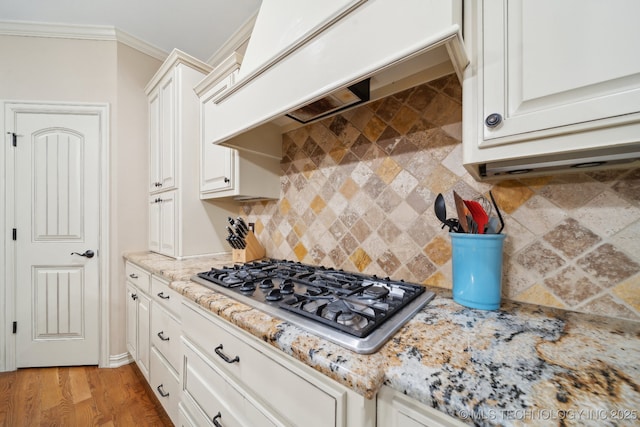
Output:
232,231,266,263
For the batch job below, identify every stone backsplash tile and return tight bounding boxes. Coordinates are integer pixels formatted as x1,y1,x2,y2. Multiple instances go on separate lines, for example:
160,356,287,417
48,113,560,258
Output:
241,73,640,322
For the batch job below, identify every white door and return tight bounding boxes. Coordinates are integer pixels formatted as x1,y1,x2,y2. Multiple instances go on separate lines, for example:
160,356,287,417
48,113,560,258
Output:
11,106,101,367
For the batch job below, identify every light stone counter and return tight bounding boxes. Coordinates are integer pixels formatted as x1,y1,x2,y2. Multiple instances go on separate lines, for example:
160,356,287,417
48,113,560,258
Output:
124,251,640,426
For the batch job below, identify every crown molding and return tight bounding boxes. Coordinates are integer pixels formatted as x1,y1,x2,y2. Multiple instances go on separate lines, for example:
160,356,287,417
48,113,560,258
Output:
206,11,257,67
114,28,168,61
0,20,168,61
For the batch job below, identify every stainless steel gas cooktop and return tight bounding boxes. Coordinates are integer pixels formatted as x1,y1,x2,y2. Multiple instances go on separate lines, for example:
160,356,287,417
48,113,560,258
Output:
192,259,435,354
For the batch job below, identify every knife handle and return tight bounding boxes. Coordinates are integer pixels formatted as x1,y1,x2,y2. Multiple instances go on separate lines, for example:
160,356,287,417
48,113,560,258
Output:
236,217,249,233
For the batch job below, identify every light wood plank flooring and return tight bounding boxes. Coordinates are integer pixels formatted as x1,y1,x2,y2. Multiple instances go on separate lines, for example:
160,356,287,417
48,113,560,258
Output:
0,363,173,427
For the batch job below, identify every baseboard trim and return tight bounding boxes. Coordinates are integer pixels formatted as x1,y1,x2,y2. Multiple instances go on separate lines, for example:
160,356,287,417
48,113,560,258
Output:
109,352,134,368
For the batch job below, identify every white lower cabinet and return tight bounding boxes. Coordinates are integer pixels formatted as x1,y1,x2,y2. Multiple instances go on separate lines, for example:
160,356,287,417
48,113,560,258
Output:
125,284,151,380
150,346,180,422
180,300,374,427
125,262,151,381
182,339,277,427
125,283,138,362
150,277,182,425
377,386,466,427
178,402,199,427
136,292,151,380
125,262,181,424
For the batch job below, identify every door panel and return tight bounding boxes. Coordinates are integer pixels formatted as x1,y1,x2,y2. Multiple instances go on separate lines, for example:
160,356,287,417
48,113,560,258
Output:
33,131,84,240
12,109,101,367
34,267,84,338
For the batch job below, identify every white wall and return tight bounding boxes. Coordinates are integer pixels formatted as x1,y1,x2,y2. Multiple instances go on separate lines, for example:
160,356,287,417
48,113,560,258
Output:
0,34,162,364
113,42,162,358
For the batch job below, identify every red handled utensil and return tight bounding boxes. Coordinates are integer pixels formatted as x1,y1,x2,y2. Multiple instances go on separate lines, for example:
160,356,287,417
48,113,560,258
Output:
463,199,489,234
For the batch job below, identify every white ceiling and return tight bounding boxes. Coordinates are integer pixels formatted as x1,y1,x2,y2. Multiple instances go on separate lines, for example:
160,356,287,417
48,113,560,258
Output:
0,0,262,61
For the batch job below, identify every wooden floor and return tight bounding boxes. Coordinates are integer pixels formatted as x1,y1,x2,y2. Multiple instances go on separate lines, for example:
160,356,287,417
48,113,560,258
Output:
0,363,173,427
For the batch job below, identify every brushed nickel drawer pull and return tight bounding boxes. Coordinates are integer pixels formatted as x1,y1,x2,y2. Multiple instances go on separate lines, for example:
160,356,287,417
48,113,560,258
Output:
214,344,239,364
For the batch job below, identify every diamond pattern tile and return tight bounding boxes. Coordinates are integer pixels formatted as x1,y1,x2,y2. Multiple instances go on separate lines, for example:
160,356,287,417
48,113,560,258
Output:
240,74,640,321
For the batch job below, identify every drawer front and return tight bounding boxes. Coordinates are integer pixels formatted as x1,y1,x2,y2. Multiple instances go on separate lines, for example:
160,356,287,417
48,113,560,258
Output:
178,402,198,427
182,302,337,427
151,304,182,374
150,347,180,424
125,262,151,293
182,339,277,427
151,275,181,317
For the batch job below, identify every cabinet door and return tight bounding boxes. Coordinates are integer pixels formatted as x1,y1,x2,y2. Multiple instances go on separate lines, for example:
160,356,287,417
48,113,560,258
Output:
148,89,161,193
149,191,177,257
159,75,177,190
200,75,235,195
377,386,466,427
201,144,234,194
137,291,151,380
158,190,177,257
481,0,640,147
125,283,138,361
148,195,161,253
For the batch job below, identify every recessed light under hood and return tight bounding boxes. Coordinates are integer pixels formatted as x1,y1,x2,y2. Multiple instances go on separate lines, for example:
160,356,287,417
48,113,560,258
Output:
286,79,370,124
476,143,640,179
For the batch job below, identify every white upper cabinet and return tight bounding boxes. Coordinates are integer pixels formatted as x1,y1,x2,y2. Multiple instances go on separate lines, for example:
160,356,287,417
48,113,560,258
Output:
149,74,177,193
195,53,281,201
463,0,640,179
146,49,238,259
196,56,239,195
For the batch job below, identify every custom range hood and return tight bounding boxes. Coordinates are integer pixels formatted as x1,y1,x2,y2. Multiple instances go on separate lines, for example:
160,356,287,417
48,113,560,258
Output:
208,0,468,155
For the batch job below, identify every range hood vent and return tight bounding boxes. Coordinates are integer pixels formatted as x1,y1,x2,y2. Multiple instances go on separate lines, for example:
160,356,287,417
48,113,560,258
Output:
286,79,370,124
205,0,468,156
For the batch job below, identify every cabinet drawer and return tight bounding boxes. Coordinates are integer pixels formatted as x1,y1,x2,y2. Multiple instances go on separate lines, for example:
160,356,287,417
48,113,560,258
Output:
182,302,337,427
150,347,180,424
182,339,277,427
178,403,198,427
151,275,181,317
125,262,150,293
151,303,182,374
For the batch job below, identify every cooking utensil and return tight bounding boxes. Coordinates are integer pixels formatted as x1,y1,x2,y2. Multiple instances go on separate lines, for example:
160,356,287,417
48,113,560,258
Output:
489,191,505,234
434,193,461,232
463,199,489,234
486,217,499,234
453,191,469,233
466,215,477,234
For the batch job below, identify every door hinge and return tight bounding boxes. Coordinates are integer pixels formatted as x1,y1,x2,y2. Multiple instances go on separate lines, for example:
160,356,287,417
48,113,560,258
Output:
7,132,17,147
13,322,17,334
12,228,17,240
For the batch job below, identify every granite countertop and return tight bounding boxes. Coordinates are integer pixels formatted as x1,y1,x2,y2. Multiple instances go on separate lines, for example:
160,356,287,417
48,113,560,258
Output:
124,252,640,426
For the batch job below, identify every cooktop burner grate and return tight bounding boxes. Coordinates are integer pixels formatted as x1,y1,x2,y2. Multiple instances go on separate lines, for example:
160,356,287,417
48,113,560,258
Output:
193,259,435,354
